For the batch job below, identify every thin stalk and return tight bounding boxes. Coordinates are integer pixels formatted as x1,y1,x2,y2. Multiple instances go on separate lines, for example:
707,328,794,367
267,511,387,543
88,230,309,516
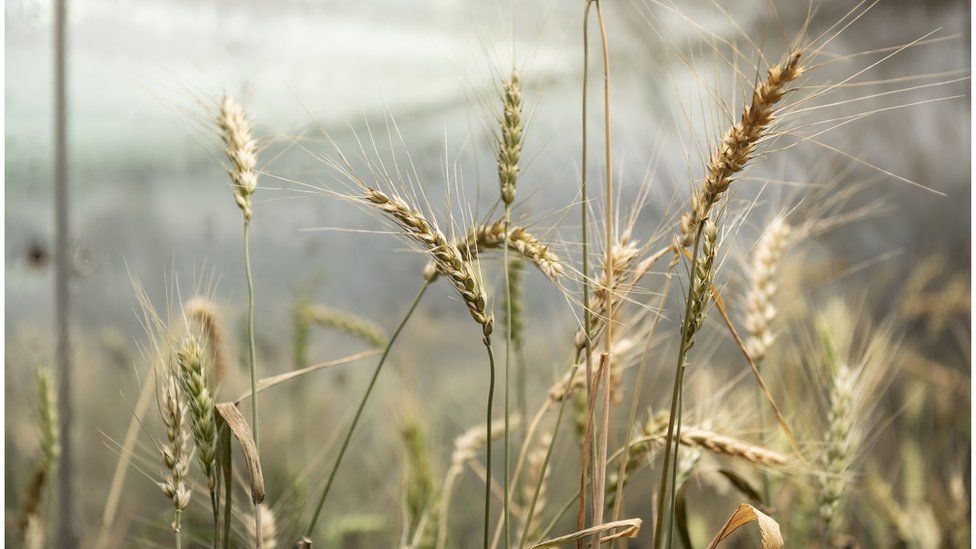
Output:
652,223,707,549
242,219,261,548
578,2,595,544
593,1,613,546
517,360,583,548
484,340,497,549
503,206,513,549
609,254,678,548
175,511,182,549
757,379,771,504
306,281,430,536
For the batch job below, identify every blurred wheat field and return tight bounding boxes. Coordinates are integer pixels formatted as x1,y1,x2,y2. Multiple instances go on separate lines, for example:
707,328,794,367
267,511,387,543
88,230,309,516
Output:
4,0,971,547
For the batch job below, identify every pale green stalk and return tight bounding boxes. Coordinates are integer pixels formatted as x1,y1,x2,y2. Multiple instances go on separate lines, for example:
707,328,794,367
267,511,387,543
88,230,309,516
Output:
306,282,429,536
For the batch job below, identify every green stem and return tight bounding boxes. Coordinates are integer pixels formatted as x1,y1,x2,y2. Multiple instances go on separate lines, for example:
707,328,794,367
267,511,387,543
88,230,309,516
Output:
243,219,261,549
517,362,581,548
653,223,706,549
503,206,513,549
175,510,182,549
484,339,497,549
305,281,430,536
578,3,595,544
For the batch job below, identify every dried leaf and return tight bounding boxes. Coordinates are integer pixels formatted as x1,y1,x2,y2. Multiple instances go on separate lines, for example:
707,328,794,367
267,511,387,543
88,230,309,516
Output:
234,349,380,404
530,518,642,548
706,503,782,549
215,402,265,504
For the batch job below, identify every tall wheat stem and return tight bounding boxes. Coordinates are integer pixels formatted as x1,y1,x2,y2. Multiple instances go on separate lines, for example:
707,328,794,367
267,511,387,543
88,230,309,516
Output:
592,2,613,546
653,223,706,549
484,339,497,549
306,281,429,536
242,219,262,548
577,2,595,544
503,208,513,549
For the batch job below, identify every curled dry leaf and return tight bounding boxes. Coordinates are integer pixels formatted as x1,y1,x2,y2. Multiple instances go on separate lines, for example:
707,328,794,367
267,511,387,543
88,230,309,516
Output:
706,503,782,549
529,518,641,548
214,402,265,504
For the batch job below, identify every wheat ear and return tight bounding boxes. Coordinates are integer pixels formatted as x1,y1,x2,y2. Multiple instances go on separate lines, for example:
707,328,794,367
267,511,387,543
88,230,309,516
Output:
423,221,565,282
573,236,640,357
158,374,191,548
678,52,804,246
248,504,277,549
175,334,219,538
217,94,262,546
301,304,388,347
184,297,231,385
365,189,492,341
818,363,854,539
743,216,792,362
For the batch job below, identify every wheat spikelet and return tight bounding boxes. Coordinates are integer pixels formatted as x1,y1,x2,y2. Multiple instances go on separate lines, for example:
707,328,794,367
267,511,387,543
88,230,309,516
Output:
547,338,637,406
175,335,217,492
678,51,803,246
497,70,522,206
301,304,388,347
505,258,525,350
184,297,231,384
217,95,259,220
18,366,60,539
424,220,565,282
817,363,854,535
158,374,191,528
744,216,792,361
364,188,493,342
248,504,277,549
573,236,640,354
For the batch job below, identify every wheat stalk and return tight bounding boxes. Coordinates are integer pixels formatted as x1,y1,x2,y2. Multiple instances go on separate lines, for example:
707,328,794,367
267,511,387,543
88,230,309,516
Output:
248,504,277,549
217,93,263,546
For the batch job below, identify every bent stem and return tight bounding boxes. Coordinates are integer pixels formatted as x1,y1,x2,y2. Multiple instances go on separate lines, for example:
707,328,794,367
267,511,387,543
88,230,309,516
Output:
305,281,430,536
243,219,262,548
503,206,513,549
484,339,497,549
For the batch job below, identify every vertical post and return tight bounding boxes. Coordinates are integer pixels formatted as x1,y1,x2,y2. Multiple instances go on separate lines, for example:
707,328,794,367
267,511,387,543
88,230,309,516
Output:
54,0,75,545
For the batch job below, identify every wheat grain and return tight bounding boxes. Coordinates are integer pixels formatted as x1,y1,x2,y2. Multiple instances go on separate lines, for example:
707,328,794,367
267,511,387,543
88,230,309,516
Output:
301,304,388,347
497,71,522,206
217,95,258,221
175,336,217,492
424,221,565,282
184,297,231,384
574,236,640,355
158,374,191,535
365,188,493,342
744,216,792,362
678,52,803,246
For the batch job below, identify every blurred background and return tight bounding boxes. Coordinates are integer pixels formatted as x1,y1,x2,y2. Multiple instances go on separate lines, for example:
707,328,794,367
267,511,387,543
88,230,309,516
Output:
5,0,970,546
